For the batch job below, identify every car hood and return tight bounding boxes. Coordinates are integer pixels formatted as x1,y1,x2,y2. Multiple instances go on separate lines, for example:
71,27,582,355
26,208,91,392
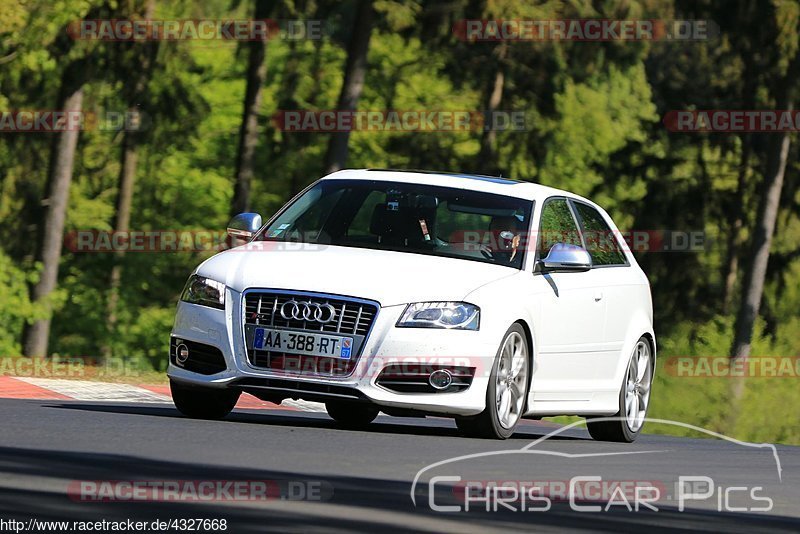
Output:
196,243,517,306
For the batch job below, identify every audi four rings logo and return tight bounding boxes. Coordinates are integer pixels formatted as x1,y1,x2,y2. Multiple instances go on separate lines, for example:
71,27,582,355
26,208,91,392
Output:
280,300,337,323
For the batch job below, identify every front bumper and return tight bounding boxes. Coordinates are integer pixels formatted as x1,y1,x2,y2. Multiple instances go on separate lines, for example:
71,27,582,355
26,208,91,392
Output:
168,289,496,416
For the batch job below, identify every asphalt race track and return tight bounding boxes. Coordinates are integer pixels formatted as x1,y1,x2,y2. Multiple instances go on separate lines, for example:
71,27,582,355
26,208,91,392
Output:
1,397,799,533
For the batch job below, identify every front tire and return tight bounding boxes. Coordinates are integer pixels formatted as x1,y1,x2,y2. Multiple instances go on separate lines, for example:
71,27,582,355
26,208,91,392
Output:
456,324,530,439
170,380,240,420
587,337,653,442
325,401,379,428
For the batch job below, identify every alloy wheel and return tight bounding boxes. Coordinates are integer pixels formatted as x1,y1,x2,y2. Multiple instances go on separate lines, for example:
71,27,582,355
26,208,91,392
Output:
494,331,528,429
624,340,652,432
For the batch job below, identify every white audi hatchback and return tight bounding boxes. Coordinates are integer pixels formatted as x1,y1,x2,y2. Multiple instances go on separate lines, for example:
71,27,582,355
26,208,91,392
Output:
168,169,655,440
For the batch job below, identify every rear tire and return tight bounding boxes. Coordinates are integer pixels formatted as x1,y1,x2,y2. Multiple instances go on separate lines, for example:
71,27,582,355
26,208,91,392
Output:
325,401,379,428
455,324,530,439
170,380,240,420
587,337,653,442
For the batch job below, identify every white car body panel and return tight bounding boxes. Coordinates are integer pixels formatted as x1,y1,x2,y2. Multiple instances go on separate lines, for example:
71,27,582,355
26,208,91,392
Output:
169,169,655,418
196,244,519,307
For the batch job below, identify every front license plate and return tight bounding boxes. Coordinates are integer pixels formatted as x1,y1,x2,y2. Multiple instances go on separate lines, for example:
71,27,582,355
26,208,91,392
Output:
253,328,354,360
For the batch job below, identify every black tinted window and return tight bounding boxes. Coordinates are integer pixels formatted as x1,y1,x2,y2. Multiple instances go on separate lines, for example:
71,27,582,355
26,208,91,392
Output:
259,179,533,269
572,202,627,266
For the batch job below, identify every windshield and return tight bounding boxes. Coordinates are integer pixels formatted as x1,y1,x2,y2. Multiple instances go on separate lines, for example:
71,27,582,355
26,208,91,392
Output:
257,179,533,268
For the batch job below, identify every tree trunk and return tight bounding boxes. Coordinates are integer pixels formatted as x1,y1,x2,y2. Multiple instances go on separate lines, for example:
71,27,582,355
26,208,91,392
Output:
725,34,798,422
721,137,750,314
103,123,141,360
721,50,757,315
323,0,375,175
22,71,84,357
477,42,507,173
230,0,270,216
730,84,794,362
103,0,157,360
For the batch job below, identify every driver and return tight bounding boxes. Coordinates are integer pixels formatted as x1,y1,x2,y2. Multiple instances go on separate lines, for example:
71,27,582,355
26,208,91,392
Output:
486,216,522,264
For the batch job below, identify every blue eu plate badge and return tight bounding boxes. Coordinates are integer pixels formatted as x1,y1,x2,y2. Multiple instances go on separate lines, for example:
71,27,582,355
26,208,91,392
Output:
254,328,265,350
340,338,353,360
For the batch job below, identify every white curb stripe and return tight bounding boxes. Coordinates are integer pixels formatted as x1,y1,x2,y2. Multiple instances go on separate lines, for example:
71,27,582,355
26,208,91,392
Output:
14,377,329,412
15,378,171,404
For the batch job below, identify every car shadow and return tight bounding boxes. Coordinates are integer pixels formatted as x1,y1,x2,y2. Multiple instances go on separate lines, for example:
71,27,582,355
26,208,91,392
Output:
44,402,590,441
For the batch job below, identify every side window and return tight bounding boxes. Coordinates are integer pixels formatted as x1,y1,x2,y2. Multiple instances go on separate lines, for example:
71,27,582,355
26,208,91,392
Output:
537,198,582,258
572,202,627,266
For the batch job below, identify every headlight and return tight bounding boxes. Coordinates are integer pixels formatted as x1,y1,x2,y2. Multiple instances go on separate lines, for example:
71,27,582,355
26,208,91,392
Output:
396,302,480,330
180,275,225,310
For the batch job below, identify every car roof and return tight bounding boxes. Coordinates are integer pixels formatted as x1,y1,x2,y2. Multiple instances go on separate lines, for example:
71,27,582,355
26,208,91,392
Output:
322,168,592,204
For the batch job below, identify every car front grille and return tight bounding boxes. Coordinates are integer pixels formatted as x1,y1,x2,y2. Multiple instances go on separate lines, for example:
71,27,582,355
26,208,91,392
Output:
244,292,376,336
243,291,379,377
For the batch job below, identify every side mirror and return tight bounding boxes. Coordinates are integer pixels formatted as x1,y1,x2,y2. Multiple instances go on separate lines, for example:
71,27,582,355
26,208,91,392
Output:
227,212,262,241
539,243,592,272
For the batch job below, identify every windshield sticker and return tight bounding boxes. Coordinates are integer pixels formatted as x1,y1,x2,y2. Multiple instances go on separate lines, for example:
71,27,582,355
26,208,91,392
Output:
419,219,431,241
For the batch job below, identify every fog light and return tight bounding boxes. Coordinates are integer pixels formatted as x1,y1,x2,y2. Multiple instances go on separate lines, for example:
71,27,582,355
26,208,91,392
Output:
428,369,453,390
176,343,190,365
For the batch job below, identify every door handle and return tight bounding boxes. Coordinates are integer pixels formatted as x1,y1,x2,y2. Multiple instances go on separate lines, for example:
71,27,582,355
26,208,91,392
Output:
594,291,603,302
